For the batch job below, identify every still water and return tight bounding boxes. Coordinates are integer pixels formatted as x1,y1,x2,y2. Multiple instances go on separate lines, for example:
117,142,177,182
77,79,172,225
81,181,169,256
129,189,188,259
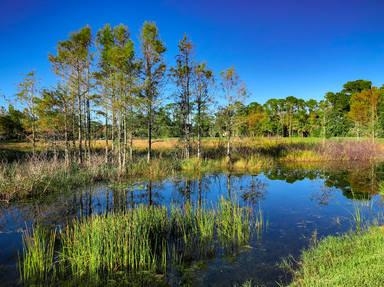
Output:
1,163,384,286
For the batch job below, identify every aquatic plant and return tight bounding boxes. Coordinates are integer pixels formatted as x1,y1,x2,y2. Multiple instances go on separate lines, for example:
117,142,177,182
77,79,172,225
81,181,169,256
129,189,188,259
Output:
20,199,259,284
217,197,251,247
254,207,266,236
19,225,56,283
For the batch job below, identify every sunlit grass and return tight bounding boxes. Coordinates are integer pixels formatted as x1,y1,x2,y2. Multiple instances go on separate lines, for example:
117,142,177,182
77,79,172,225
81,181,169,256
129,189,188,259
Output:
19,198,259,284
289,226,384,287
19,225,56,283
217,197,251,247
2,137,382,202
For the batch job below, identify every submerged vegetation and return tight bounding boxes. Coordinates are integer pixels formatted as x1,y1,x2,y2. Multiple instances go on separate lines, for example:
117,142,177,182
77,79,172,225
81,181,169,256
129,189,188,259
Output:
19,198,257,285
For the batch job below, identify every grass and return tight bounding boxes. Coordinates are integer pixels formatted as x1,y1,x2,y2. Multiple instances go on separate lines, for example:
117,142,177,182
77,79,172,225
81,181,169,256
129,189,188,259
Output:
0,156,113,202
1,137,382,201
217,197,251,247
19,225,56,283
0,156,179,202
289,226,384,287
19,198,256,284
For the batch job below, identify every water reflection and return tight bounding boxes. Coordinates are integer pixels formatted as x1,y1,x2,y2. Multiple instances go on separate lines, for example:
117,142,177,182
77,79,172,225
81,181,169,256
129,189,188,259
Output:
1,161,384,286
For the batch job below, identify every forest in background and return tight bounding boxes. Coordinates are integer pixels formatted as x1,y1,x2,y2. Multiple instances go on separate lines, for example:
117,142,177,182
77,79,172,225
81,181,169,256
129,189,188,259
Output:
0,23,383,166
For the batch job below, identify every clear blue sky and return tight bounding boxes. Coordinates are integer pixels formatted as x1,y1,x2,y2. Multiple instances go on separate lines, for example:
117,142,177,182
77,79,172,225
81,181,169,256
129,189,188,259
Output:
1,0,384,107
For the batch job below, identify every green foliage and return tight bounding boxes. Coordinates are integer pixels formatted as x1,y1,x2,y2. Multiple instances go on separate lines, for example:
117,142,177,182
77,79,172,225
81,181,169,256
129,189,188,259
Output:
0,105,25,139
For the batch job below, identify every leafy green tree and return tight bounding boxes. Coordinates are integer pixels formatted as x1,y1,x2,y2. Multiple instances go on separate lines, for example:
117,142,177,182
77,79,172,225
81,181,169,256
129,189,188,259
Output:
349,87,382,140
342,80,372,95
245,102,266,137
0,105,25,139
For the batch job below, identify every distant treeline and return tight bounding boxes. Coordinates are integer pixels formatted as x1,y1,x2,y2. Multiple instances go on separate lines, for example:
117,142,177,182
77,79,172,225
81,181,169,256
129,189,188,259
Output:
0,23,382,166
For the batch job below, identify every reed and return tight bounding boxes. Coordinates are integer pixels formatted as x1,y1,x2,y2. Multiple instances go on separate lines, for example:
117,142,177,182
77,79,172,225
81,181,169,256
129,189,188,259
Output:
19,225,56,283
20,199,257,284
217,197,251,247
254,207,266,236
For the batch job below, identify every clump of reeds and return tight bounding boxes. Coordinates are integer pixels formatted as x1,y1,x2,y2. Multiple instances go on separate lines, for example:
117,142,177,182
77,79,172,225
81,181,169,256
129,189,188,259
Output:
254,207,267,237
61,205,170,275
19,225,56,283
19,199,260,284
217,197,251,247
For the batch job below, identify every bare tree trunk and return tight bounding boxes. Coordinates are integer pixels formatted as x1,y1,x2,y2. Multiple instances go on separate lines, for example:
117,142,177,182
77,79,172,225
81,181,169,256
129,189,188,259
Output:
147,103,152,163
111,92,115,163
86,97,91,162
78,75,83,164
64,104,69,167
226,133,231,162
53,135,58,163
197,102,202,159
105,109,108,164
123,113,127,170
371,101,375,143
118,111,122,173
32,120,36,156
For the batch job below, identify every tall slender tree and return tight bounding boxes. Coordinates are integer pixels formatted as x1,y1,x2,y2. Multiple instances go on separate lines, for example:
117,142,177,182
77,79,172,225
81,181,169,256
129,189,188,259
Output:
170,34,194,159
140,22,166,163
220,67,248,161
49,26,92,164
17,71,38,154
193,62,214,159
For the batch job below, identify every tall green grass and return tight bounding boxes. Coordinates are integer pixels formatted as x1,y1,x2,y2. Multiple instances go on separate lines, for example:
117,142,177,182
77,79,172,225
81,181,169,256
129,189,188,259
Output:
217,197,251,248
19,225,56,283
19,198,259,284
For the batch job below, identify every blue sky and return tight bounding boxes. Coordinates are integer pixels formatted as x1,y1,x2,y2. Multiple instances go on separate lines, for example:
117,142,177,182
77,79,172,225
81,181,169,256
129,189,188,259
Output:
1,0,384,107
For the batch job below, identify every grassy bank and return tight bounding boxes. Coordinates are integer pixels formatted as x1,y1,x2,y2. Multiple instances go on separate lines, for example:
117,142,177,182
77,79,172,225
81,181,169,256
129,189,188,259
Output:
1,138,382,201
289,226,384,287
0,155,180,202
19,198,255,285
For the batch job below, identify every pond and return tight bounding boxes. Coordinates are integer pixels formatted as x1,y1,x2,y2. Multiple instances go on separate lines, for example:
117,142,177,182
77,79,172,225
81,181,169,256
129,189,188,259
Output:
1,162,384,286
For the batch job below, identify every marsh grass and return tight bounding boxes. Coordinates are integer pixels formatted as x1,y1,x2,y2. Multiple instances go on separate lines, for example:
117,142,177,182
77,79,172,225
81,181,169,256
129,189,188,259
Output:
19,225,56,283
0,156,181,202
217,197,251,248
19,198,258,284
289,226,384,287
0,155,112,202
352,205,363,231
254,207,267,237
2,138,382,202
